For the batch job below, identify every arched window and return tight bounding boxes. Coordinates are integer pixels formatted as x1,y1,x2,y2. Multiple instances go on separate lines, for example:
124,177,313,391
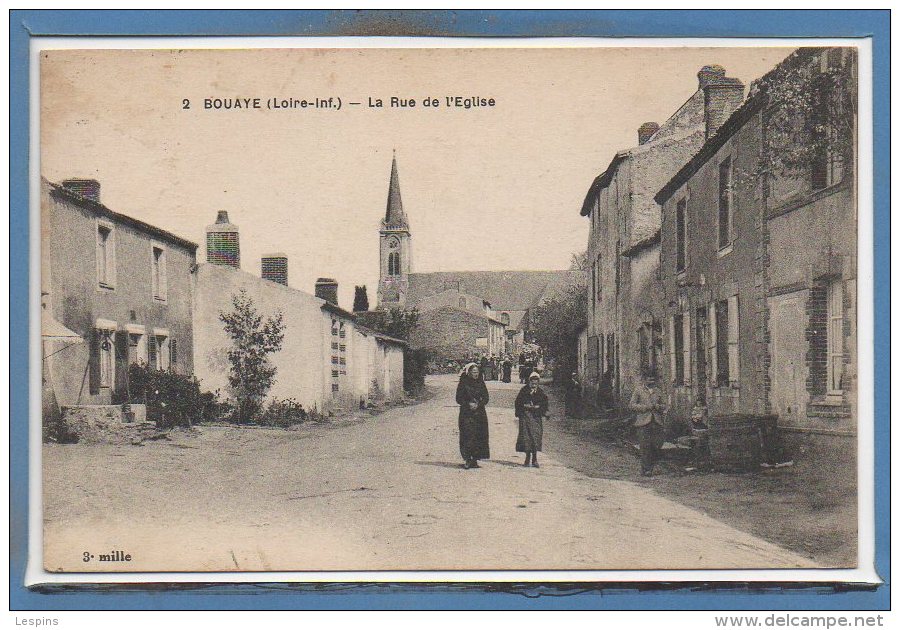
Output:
459,297,467,309
501,312,510,326
388,252,400,276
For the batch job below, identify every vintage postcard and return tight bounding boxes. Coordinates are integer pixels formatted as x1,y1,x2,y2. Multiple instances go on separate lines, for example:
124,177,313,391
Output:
36,43,866,576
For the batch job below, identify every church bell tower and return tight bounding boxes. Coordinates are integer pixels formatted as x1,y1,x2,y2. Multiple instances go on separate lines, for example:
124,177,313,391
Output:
378,152,412,309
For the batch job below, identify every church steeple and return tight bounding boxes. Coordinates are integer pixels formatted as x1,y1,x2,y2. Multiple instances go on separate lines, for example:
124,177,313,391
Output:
377,151,412,309
383,151,409,230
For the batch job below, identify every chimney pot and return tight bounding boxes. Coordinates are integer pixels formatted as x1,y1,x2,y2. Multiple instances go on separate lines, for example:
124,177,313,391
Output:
315,277,339,305
697,64,727,89
61,178,101,202
206,211,240,268
638,122,660,145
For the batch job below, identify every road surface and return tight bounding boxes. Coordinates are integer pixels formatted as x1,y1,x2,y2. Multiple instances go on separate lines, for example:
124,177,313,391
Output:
43,375,815,572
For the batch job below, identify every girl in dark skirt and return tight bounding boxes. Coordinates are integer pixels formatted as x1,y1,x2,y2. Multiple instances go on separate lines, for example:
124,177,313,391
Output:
515,372,549,468
456,363,490,469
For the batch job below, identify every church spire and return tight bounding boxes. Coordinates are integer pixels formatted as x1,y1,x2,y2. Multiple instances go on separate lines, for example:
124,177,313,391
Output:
384,151,409,229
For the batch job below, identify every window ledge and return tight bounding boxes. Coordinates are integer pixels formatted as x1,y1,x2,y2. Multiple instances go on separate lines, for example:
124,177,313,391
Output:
716,243,734,258
766,179,851,220
816,394,845,407
712,385,740,398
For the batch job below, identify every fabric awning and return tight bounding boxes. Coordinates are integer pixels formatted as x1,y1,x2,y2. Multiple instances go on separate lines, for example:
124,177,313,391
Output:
41,310,83,341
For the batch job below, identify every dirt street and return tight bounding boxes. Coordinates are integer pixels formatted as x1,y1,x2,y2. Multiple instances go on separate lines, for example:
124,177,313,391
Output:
43,375,816,572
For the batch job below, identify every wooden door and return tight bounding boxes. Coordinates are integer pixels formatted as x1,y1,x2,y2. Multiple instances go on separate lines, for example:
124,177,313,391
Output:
768,293,807,427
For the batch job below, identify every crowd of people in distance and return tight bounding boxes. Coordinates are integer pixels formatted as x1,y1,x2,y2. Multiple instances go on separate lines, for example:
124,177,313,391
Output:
441,350,546,384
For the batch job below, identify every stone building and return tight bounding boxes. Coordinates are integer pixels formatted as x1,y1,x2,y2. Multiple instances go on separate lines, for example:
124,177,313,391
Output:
764,49,857,433
655,47,856,433
579,64,745,408
40,177,197,407
193,214,405,413
407,286,507,359
373,153,575,361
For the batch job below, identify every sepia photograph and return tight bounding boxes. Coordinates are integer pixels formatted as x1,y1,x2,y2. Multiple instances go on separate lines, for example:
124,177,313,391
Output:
37,43,861,574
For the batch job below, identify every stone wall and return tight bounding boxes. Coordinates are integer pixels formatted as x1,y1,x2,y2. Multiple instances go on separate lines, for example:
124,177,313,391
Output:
408,306,490,360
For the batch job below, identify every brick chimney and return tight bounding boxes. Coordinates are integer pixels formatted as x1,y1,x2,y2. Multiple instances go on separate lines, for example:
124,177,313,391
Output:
697,64,726,89
61,178,101,202
700,66,745,139
261,253,288,286
638,122,660,145
205,211,240,268
315,278,339,305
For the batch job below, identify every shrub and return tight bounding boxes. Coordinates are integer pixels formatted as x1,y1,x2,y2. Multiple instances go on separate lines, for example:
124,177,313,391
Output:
219,290,285,423
259,397,308,428
128,364,222,429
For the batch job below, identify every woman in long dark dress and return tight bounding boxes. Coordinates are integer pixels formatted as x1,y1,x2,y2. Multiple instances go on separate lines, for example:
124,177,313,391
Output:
456,363,490,469
515,372,549,468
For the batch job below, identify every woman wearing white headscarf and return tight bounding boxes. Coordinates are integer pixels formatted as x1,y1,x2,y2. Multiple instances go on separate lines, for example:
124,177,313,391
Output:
515,372,549,467
456,362,490,469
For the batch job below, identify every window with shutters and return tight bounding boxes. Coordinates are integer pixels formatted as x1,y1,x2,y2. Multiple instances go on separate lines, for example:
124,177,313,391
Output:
614,241,621,295
605,334,615,376
595,254,602,302
148,333,157,369
810,121,844,191
128,332,145,366
675,198,687,273
151,244,167,302
682,311,692,386
96,220,116,289
152,335,169,370
826,280,844,394
717,157,734,251
639,326,650,377
726,295,740,387
170,338,177,365
99,330,114,388
715,299,730,386
672,313,684,385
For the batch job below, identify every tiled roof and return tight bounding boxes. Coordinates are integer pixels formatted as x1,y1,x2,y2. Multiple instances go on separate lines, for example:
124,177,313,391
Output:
407,270,578,311
46,179,198,251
